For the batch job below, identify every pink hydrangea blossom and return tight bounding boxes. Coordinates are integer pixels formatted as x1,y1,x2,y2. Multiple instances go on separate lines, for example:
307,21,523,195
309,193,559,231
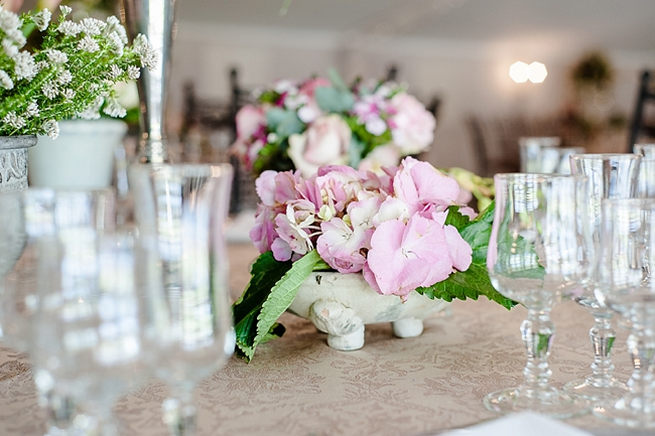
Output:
317,218,368,273
393,157,461,215
389,93,436,154
250,205,278,254
364,214,455,299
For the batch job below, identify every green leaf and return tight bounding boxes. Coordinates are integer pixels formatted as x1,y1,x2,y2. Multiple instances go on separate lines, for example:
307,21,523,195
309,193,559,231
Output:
232,250,321,362
348,136,365,168
266,108,304,138
444,206,471,231
460,202,495,264
327,68,349,91
232,252,293,360
315,87,355,112
416,263,516,310
254,250,321,348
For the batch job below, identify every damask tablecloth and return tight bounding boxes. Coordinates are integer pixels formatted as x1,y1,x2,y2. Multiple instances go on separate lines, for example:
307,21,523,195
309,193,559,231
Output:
0,243,638,435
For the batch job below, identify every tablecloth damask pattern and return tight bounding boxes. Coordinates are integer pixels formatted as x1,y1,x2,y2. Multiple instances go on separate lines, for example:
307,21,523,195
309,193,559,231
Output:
0,244,634,435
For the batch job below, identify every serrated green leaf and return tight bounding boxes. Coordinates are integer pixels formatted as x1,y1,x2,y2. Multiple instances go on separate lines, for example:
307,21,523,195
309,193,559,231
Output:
416,263,516,310
460,201,495,264
444,206,471,231
232,252,293,361
315,87,355,112
253,250,321,350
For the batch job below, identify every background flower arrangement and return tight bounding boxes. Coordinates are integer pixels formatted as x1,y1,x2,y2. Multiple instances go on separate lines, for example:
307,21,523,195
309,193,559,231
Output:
233,157,512,361
0,5,155,138
230,70,436,177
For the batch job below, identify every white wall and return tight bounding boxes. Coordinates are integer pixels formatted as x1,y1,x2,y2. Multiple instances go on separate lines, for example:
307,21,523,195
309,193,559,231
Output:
168,21,655,171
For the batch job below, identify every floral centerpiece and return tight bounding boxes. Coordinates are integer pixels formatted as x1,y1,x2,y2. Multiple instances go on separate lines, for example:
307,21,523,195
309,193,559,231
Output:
233,157,513,361
0,5,155,138
231,71,436,177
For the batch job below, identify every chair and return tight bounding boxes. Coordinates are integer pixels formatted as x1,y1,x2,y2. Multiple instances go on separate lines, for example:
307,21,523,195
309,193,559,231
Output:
180,68,257,214
628,70,655,151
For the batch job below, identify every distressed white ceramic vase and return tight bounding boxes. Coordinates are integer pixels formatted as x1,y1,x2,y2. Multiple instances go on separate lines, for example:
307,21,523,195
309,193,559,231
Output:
288,272,449,351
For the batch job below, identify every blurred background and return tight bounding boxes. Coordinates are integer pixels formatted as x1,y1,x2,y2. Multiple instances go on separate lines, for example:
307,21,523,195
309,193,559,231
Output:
15,0,655,175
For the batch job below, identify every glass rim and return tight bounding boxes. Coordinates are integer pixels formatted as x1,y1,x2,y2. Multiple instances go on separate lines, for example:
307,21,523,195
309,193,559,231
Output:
569,153,642,161
494,172,586,182
129,162,233,178
0,186,114,198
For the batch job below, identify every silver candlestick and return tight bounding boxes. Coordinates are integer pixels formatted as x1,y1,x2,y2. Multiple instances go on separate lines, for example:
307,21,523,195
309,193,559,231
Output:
121,0,176,163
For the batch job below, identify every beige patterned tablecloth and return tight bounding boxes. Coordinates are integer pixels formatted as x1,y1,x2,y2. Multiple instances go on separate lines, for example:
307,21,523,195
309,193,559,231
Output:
0,244,638,435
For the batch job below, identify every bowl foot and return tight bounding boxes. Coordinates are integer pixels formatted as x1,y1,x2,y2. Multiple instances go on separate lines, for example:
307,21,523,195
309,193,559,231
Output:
327,326,365,351
392,317,424,338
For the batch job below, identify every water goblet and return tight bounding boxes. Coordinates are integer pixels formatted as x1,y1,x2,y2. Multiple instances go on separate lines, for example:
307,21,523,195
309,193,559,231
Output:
519,136,561,172
484,173,589,417
31,229,161,436
130,163,234,436
0,188,115,434
565,153,641,402
526,146,585,174
594,198,655,428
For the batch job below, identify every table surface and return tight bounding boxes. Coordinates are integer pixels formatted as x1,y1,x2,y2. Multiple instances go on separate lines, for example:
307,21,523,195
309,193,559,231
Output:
0,243,642,435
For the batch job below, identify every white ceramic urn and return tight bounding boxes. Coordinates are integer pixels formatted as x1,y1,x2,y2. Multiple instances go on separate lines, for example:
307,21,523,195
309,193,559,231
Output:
288,271,449,351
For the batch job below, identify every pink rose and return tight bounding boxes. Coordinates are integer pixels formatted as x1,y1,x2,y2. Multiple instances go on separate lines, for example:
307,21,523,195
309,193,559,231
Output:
389,93,435,155
235,105,265,140
358,144,400,174
288,115,351,177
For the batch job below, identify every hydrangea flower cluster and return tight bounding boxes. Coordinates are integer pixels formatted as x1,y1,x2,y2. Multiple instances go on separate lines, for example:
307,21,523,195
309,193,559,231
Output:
250,156,475,299
232,73,436,177
0,6,156,138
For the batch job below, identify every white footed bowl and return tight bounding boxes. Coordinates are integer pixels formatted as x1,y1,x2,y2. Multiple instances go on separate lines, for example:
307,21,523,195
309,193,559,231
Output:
288,272,449,351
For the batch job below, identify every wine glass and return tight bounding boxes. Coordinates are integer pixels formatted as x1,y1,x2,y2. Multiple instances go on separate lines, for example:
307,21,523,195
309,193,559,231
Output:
484,173,588,417
31,229,161,436
523,146,585,174
0,188,115,434
594,198,655,428
519,136,561,172
565,153,641,402
130,163,234,436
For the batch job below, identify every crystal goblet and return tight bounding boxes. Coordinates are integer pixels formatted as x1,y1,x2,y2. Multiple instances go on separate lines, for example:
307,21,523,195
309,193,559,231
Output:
565,153,641,402
130,163,234,436
594,198,655,428
519,136,561,172
0,188,115,434
484,173,588,417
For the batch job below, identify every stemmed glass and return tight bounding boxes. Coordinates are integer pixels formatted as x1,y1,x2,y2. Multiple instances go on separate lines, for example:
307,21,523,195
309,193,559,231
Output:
594,198,655,428
0,189,115,434
484,173,588,417
130,163,234,436
565,153,641,401
523,146,585,175
635,144,655,197
519,136,561,172
32,229,161,436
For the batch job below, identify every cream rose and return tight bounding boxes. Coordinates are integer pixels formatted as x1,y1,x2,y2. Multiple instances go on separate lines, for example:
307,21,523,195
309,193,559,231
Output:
288,115,351,177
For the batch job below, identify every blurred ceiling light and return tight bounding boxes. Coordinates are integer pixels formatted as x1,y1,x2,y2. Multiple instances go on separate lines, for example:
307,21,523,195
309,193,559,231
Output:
528,61,548,83
509,61,530,83
509,61,548,84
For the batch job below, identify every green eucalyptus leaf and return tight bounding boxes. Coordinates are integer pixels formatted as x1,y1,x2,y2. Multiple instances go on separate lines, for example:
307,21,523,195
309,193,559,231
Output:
315,86,355,113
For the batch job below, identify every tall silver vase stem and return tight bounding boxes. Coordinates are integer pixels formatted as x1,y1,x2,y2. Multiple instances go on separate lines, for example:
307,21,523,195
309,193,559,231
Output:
122,0,176,164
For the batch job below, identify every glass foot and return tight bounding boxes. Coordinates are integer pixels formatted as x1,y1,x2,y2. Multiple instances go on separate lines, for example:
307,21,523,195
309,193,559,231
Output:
483,386,588,419
564,377,627,402
593,395,655,429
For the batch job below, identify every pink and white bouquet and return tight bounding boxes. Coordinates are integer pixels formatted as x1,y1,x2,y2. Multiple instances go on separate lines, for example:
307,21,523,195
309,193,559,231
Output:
231,71,436,177
233,157,513,361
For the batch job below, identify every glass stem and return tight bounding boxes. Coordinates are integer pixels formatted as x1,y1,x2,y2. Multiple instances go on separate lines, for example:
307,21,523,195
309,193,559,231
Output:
163,390,197,436
587,311,617,386
521,308,554,393
625,331,655,414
